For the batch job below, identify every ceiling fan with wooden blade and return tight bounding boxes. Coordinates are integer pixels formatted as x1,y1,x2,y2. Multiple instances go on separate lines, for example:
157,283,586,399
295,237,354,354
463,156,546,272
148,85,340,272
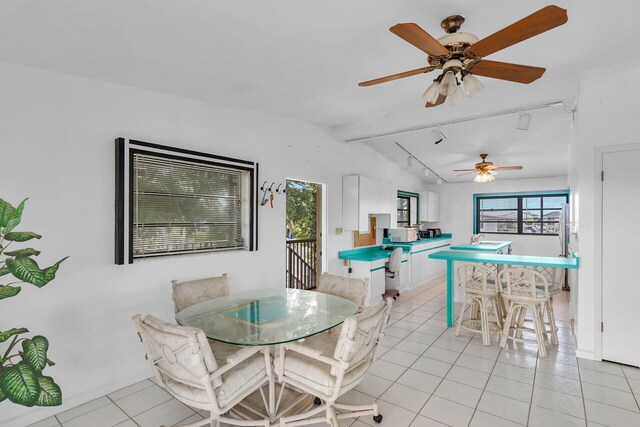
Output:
359,5,568,107
454,154,523,182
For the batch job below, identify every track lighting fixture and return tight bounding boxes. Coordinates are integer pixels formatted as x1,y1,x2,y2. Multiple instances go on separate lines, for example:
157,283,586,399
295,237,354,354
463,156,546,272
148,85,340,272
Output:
431,127,447,145
517,112,532,130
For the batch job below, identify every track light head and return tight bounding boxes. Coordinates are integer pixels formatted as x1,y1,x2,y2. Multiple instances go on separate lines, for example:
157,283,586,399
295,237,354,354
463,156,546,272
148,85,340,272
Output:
517,112,532,130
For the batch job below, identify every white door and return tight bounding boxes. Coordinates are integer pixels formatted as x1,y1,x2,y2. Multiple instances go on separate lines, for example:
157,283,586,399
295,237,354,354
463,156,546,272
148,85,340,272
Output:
602,149,640,366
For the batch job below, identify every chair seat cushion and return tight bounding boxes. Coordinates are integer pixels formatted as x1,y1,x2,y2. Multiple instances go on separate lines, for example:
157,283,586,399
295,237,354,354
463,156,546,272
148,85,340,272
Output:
165,340,267,410
275,333,370,397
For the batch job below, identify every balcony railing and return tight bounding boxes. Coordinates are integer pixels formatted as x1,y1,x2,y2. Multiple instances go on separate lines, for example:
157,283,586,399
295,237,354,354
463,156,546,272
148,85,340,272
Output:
286,238,317,290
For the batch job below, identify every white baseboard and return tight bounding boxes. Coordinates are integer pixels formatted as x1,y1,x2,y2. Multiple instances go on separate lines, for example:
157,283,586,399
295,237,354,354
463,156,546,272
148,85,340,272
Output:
1,368,152,427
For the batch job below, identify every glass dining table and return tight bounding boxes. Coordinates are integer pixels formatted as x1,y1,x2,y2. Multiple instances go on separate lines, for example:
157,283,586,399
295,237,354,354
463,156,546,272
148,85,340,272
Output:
175,287,358,421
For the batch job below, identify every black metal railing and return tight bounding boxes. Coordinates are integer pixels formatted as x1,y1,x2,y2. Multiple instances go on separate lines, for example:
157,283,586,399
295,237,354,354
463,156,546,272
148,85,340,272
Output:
286,238,317,290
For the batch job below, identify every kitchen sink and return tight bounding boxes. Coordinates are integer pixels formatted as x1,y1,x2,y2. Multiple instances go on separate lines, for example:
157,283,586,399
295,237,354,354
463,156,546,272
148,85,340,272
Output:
475,241,503,245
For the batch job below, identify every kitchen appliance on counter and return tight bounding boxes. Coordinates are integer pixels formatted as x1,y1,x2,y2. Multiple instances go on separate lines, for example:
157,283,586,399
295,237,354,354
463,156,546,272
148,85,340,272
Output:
389,227,418,242
428,228,442,238
419,229,434,239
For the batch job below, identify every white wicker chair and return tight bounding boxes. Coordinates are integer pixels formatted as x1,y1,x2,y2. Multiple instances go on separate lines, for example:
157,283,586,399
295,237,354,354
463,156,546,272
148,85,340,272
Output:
455,263,503,346
498,268,552,357
172,273,230,313
317,273,368,312
133,314,273,427
526,266,565,345
274,298,393,427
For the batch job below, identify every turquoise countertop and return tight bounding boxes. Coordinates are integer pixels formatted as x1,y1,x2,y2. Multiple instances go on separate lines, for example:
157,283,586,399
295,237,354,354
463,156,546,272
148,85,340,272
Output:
450,241,512,252
338,246,410,262
428,250,580,269
340,233,453,262
382,233,452,246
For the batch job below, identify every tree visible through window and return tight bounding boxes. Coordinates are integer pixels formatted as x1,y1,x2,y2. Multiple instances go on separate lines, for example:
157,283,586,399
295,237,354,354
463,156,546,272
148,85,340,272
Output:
475,193,568,235
132,152,252,258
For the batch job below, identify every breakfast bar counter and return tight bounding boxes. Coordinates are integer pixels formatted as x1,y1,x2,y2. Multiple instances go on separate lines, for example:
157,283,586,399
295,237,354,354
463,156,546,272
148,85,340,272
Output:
428,250,580,327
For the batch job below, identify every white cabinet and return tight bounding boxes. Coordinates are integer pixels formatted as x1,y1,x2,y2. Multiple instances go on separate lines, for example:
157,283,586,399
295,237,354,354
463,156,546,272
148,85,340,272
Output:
419,191,440,222
343,175,393,233
409,238,451,287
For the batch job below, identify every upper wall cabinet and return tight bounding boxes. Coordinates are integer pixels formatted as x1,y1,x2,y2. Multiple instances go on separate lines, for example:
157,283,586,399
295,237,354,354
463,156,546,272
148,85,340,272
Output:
419,191,440,222
343,175,392,233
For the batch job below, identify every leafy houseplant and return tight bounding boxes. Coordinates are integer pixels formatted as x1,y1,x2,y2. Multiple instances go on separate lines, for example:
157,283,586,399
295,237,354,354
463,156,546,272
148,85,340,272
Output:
0,198,68,407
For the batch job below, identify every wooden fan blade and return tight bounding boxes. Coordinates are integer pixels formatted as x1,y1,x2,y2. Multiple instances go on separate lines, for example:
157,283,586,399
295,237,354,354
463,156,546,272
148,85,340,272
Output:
468,5,567,58
468,60,545,84
425,93,446,108
390,23,450,56
457,171,478,176
492,166,523,170
359,67,433,87
453,169,478,172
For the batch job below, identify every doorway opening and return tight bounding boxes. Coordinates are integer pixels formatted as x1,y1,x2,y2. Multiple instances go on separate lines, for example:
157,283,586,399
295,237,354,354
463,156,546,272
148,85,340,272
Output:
285,179,322,290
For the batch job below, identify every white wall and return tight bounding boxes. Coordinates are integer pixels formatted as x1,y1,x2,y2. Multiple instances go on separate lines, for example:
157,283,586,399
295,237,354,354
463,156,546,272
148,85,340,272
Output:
425,176,569,256
569,58,640,360
0,62,423,426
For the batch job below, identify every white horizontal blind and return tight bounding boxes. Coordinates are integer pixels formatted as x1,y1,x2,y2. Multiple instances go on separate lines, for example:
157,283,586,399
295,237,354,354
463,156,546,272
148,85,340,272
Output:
132,153,249,258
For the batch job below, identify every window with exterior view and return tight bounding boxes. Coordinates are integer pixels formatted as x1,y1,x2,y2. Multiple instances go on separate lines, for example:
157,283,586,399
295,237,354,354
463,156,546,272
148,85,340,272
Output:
475,192,569,235
132,153,251,258
397,195,410,227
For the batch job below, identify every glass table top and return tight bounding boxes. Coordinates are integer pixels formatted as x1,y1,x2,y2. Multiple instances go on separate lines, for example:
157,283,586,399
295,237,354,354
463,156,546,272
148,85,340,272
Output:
175,288,358,346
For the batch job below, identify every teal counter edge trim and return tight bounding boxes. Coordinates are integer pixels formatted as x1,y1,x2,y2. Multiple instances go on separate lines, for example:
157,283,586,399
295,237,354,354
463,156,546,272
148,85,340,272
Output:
398,190,419,197
412,243,451,254
473,190,570,234
370,266,386,272
338,246,409,258
429,250,580,268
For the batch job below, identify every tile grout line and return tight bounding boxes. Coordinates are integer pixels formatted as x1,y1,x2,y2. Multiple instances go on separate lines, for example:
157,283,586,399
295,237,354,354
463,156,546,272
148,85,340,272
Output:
106,394,142,427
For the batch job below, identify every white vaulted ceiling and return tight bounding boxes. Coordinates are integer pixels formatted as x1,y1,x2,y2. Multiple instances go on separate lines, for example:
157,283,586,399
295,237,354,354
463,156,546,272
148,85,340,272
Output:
0,1,637,180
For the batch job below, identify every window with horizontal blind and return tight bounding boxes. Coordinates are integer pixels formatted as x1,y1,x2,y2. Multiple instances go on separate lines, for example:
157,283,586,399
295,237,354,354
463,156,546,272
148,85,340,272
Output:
474,192,569,235
115,138,258,264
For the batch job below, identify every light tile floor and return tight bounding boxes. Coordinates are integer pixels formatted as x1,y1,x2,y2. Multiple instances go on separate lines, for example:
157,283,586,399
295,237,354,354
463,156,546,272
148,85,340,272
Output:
30,277,640,427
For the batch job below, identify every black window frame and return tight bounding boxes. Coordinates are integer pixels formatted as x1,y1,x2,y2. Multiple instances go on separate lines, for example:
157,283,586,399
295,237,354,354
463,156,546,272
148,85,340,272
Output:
115,138,259,264
474,192,569,236
397,195,411,227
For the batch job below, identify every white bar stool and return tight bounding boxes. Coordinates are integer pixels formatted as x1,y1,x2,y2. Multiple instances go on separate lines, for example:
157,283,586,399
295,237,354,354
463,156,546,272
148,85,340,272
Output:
498,268,552,357
455,263,503,346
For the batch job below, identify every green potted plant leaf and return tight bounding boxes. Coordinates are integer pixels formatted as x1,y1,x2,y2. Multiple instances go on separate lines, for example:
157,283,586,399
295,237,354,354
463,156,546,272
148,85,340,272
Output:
0,198,68,407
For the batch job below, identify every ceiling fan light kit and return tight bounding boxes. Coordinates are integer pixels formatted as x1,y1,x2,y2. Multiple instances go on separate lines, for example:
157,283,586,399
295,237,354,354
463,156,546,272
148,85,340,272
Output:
454,154,523,183
449,83,465,105
422,80,441,104
462,73,484,96
474,170,495,183
359,5,568,108
439,70,458,96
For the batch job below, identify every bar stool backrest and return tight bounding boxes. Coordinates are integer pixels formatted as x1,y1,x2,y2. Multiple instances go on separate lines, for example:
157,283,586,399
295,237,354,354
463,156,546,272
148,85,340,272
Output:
525,266,566,291
498,268,550,300
458,263,495,293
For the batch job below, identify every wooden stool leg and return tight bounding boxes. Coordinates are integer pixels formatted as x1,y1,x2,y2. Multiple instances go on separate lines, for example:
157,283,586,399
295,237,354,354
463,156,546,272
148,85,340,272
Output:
500,301,515,348
479,297,491,346
491,297,503,333
455,294,470,337
545,298,559,345
514,306,527,339
532,304,547,358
